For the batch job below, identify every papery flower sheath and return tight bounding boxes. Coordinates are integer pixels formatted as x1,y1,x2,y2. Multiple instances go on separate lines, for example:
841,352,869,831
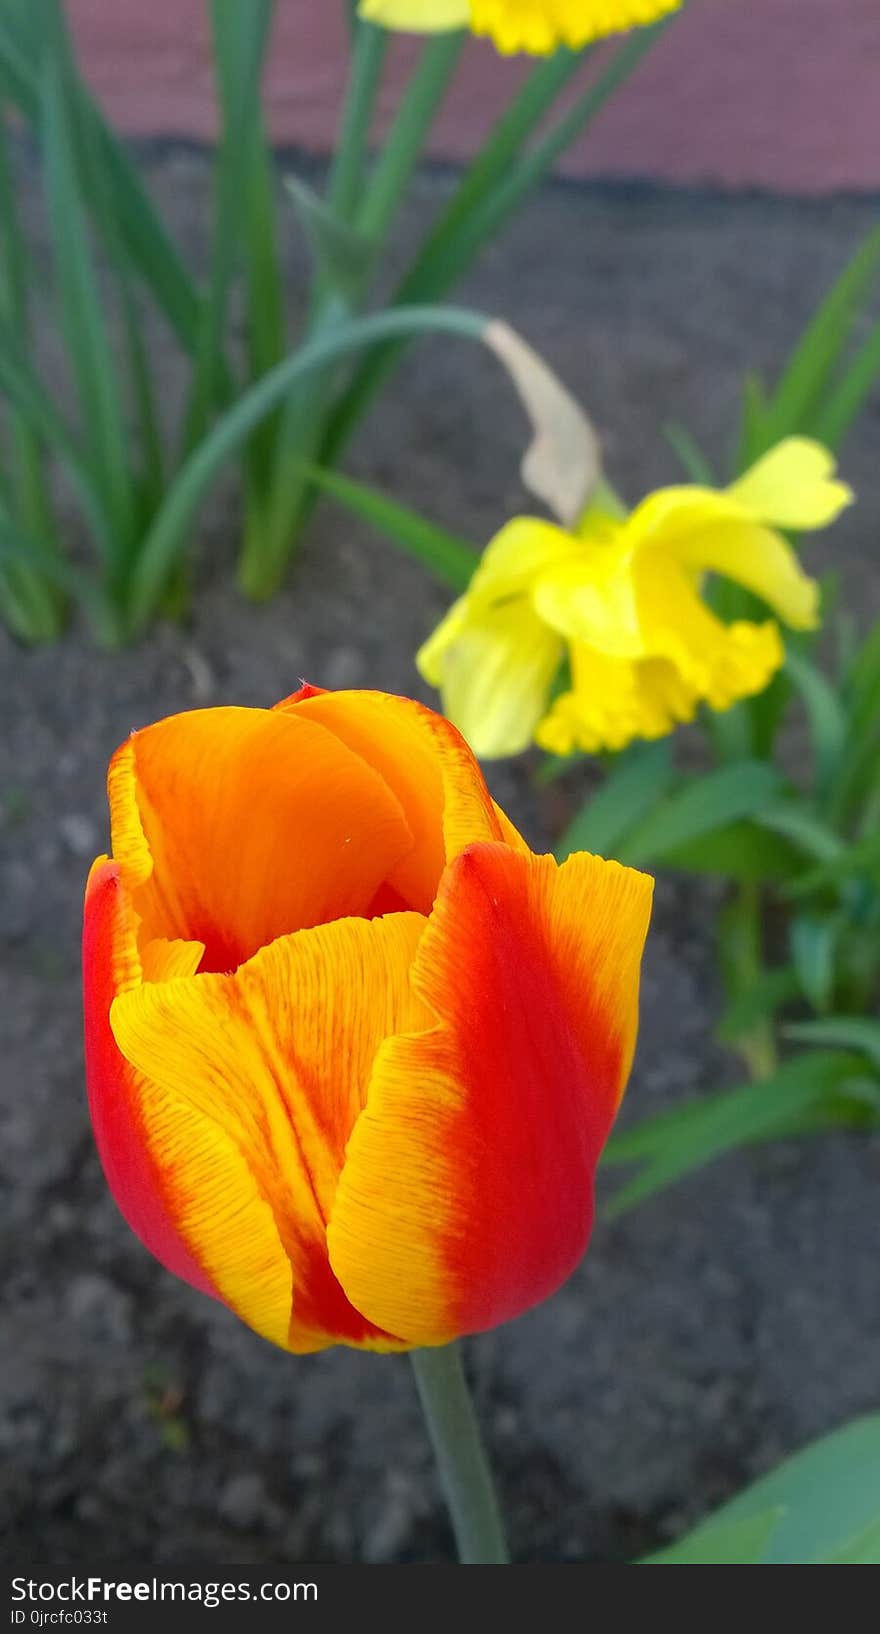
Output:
418,438,853,757
358,0,680,54
83,687,652,1353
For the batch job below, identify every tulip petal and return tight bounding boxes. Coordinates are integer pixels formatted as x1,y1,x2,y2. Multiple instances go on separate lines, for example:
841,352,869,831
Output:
83,857,218,1299
108,706,415,971
111,912,432,1353
273,688,520,908
328,842,652,1345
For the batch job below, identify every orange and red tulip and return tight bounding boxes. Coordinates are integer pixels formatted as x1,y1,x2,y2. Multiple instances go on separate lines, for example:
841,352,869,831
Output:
83,686,653,1353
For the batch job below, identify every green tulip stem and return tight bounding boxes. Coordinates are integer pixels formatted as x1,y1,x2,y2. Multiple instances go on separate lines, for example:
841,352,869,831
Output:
411,1344,509,1565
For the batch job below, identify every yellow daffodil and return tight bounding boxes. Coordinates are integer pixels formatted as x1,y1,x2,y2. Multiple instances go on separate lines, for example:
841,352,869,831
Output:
358,0,680,55
417,438,853,759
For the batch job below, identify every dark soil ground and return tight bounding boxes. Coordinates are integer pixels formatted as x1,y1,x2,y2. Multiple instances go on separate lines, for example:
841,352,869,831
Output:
2,151,880,1564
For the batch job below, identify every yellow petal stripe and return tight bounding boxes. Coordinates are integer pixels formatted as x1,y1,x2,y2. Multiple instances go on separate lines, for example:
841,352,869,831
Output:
111,913,431,1353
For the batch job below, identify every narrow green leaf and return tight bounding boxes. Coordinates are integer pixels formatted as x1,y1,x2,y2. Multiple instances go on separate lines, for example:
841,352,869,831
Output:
603,1050,864,1214
717,966,801,1045
0,325,113,558
790,913,841,1013
0,491,65,641
616,762,784,867
0,0,202,351
785,831,880,898
703,696,758,763
411,47,581,262
760,224,880,451
67,62,166,516
814,317,880,454
358,33,465,245
326,17,389,222
554,741,673,862
319,19,677,476
644,1416,880,1566
180,0,275,455
784,648,848,800
783,1016,880,1069
844,619,880,731
643,1508,783,1566
829,621,880,826
756,800,843,864
536,751,586,786
0,100,57,549
306,464,478,591
825,1514,880,1564
211,0,286,389
0,516,97,603
662,420,715,484
658,819,800,883
736,371,771,471
40,52,134,545
211,0,284,389
129,304,489,626
286,179,374,306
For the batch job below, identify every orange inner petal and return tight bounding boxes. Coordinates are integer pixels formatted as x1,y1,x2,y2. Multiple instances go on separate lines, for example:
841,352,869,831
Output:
274,689,509,912
109,707,418,973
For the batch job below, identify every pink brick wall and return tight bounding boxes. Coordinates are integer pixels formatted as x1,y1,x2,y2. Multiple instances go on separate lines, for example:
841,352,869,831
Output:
68,0,880,194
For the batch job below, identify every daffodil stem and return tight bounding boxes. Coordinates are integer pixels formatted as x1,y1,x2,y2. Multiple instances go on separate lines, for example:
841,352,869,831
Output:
411,1344,509,1565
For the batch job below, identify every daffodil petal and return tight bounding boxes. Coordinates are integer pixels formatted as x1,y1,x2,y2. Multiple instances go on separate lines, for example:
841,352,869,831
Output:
328,842,653,1345
358,0,469,29
533,554,644,656
661,515,821,631
727,437,853,531
467,516,584,611
415,594,470,688
110,912,431,1353
420,598,563,758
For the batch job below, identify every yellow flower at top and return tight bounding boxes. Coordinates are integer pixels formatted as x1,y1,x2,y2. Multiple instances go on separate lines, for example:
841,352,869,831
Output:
417,439,853,759
358,0,681,55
